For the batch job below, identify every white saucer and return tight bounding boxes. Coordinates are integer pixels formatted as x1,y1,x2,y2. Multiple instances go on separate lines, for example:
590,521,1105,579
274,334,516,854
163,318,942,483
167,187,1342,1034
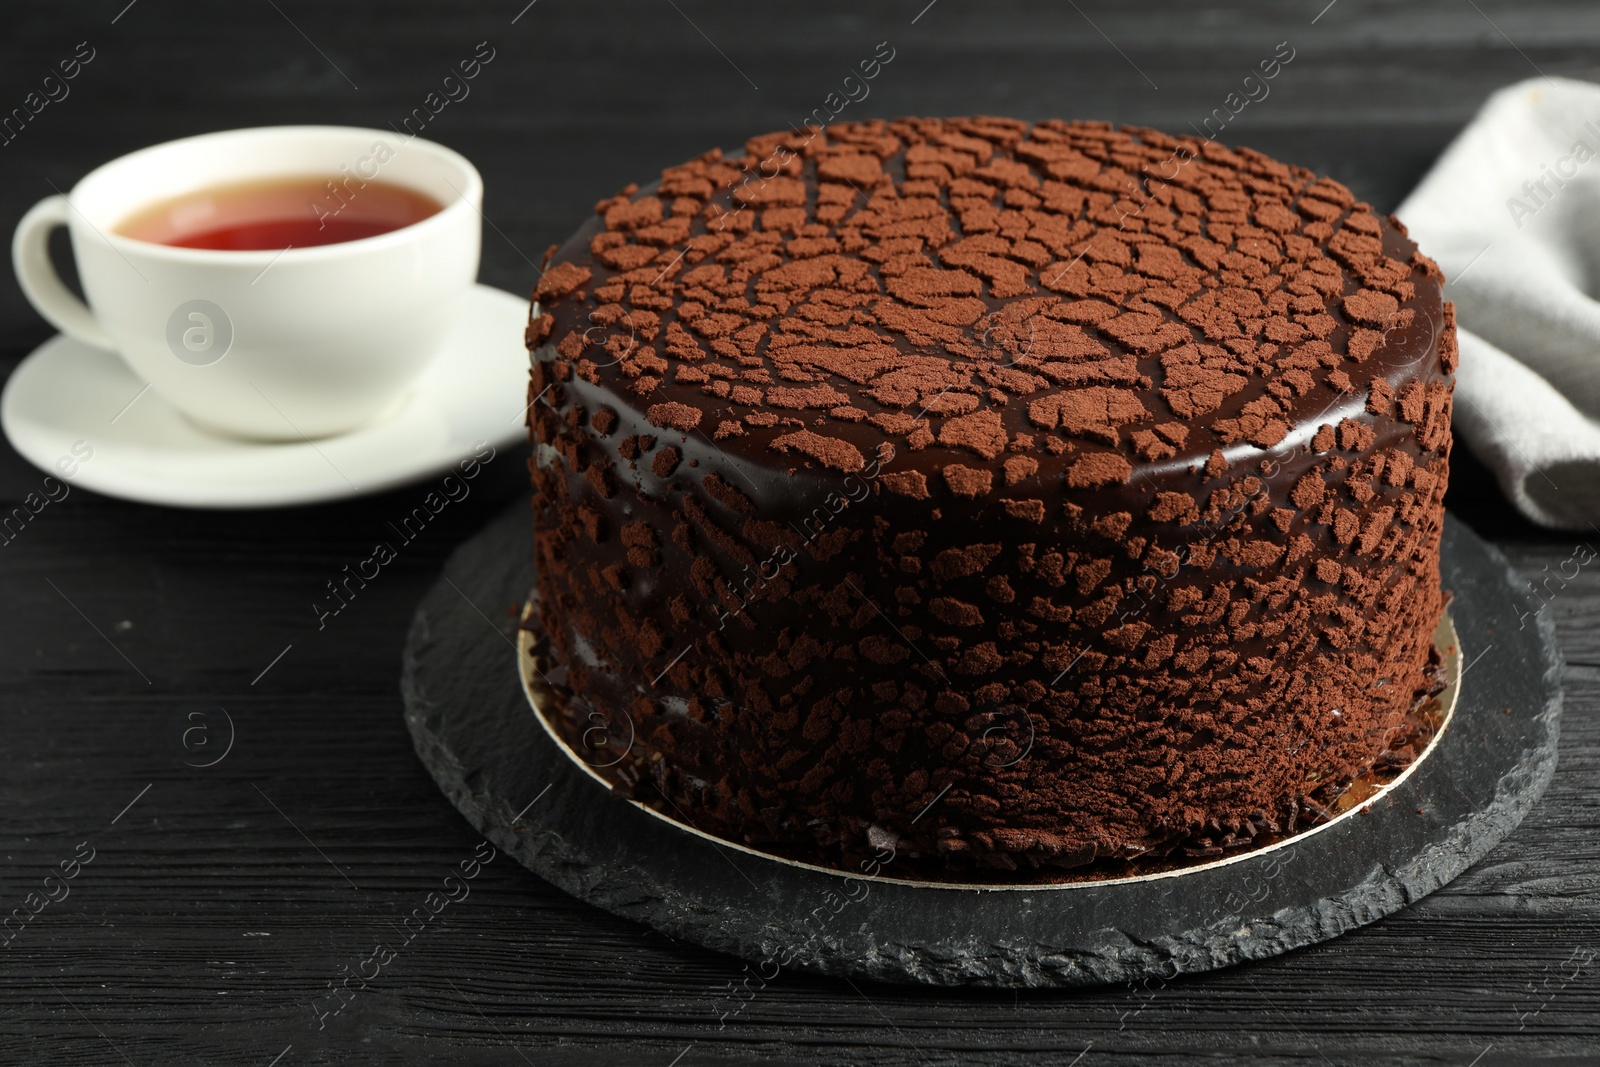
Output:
1,284,532,509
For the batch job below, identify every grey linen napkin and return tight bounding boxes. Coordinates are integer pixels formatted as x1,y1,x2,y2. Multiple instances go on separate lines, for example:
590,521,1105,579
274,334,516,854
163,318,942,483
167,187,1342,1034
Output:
1397,75,1600,529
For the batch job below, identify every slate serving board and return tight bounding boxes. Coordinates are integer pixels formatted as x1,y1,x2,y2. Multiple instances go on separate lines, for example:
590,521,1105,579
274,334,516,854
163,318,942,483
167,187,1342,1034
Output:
402,504,1561,987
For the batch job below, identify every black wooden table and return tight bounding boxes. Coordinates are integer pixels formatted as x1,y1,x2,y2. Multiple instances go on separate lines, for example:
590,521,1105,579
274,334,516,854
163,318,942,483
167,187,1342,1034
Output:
3,2,1598,1063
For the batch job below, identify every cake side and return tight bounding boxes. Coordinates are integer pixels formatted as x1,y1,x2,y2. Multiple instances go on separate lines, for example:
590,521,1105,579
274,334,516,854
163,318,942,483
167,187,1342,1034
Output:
525,118,1455,870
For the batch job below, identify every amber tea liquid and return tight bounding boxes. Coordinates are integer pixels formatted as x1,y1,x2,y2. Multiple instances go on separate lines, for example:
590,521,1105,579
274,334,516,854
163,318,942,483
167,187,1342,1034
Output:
115,175,442,250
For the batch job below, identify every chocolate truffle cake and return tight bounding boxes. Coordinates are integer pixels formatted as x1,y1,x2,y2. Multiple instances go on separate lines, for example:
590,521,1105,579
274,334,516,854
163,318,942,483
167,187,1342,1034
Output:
524,117,1455,873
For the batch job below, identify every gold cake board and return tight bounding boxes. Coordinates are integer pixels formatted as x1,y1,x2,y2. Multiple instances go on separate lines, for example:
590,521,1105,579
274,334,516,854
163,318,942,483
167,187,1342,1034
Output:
516,609,1460,891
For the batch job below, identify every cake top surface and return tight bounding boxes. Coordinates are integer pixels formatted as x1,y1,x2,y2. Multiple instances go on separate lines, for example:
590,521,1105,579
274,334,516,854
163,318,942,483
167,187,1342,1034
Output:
530,117,1447,495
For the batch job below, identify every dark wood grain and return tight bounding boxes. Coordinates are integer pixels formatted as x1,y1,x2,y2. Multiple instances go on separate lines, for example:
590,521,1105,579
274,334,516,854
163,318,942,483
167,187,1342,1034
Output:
3,1,1599,1063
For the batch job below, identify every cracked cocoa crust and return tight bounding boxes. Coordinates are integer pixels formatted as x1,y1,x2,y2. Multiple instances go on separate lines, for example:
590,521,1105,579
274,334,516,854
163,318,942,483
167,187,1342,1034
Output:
525,117,1455,873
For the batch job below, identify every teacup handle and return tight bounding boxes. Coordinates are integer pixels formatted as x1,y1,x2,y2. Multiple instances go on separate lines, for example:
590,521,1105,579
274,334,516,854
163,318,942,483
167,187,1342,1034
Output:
12,195,116,350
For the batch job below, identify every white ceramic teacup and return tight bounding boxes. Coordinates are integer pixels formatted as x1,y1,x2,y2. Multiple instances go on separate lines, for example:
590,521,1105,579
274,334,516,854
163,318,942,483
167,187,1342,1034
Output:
11,125,482,441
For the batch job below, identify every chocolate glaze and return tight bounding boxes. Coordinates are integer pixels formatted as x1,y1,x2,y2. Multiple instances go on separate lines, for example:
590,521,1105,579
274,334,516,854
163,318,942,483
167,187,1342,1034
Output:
525,118,1455,872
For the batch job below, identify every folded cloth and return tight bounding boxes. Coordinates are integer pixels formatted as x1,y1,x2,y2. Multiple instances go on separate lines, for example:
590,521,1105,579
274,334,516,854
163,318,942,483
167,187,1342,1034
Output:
1397,76,1600,529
